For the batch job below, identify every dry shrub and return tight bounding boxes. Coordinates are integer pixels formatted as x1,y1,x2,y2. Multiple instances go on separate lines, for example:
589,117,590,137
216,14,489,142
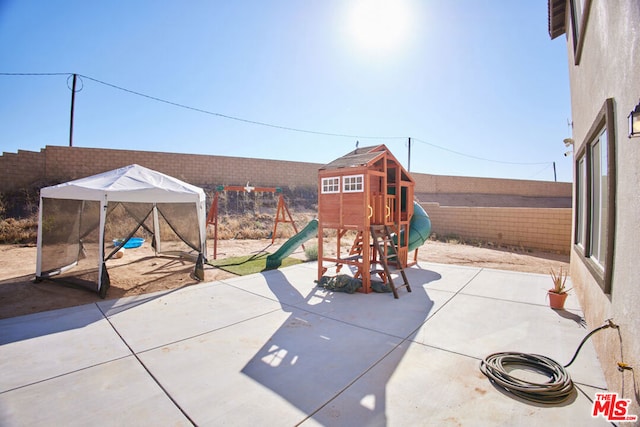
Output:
0,207,318,245
0,216,38,244
210,212,315,240
304,244,318,261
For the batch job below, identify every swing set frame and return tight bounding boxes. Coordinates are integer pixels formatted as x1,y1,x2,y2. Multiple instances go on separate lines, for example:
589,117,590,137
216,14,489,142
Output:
206,184,299,259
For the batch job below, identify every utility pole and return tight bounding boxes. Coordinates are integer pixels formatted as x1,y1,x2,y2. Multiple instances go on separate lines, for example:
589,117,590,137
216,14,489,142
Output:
553,161,557,182
407,137,411,172
69,73,77,147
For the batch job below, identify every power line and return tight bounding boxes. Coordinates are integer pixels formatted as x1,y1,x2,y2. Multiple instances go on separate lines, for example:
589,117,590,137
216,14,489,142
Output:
528,162,554,179
411,137,550,166
2,72,403,140
0,72,71,76
79,74,407,140
2,72,553,166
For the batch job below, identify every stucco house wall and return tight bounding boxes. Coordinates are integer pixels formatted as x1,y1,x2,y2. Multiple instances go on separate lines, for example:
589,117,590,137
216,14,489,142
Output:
550,0,640,416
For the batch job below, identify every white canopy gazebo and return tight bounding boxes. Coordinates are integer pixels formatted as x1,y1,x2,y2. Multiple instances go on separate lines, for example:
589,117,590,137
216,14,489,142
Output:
36,164,207,297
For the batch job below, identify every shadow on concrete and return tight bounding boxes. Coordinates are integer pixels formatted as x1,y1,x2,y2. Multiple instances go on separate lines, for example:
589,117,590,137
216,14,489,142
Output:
241,267,440,425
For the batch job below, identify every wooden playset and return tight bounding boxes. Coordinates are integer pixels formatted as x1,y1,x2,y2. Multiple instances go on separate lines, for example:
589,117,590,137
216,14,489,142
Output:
206,184,298,259
317,145,416,297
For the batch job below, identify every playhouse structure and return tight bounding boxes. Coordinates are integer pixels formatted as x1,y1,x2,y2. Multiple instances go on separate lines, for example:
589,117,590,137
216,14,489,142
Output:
317,145,417,296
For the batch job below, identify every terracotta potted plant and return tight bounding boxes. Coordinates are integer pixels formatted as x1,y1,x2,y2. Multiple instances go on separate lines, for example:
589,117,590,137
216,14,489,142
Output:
548,267,571,309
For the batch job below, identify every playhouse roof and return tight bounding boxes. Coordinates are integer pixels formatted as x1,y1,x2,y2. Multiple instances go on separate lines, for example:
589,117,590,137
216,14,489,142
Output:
321,145,389,170
321,145,414,183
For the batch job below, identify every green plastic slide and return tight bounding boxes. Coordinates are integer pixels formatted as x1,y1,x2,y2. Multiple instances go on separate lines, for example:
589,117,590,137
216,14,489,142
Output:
266,219,318,269
408,202,432,251
265,202,430,270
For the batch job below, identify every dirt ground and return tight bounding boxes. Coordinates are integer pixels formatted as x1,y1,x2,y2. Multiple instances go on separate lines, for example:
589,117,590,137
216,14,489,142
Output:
0,239,569,319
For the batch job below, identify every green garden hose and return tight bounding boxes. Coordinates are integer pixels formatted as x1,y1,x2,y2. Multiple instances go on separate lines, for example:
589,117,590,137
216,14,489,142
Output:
479,319,618,404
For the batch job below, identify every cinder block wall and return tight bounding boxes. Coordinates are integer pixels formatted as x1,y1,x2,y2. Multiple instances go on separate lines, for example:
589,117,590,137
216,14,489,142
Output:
0,149,47,191
422,203,572,253
1,146,573,253
413,173,571,197
0,146,573,197
35,146,322,189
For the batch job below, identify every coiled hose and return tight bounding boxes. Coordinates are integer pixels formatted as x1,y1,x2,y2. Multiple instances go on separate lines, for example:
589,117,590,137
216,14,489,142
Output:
479,319,617,404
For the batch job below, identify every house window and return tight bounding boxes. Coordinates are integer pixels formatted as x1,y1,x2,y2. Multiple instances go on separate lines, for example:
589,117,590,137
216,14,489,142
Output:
571,0,585,40
569,0,591,64
321,177,340,194
343,175,364,192
575,156,586,248
589,129,608,268
573,99,615,293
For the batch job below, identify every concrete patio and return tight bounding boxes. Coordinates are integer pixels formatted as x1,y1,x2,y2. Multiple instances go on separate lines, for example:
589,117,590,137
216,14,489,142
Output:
0,261,614,426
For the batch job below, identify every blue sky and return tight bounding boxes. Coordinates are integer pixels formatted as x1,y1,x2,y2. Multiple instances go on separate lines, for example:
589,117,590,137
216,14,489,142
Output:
0,0,572,182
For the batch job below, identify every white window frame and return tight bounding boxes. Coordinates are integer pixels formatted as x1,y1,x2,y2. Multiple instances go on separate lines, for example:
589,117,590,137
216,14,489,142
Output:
342,174,364,193
321,177,340,194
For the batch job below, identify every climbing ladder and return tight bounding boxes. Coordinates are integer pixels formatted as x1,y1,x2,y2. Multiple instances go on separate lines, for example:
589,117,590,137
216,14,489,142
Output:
349,231,365,256
370,225,411,299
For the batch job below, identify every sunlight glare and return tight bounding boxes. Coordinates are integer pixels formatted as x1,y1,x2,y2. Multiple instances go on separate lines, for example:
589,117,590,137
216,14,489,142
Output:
360,393,376,411
348,0,412,54
262,345,287,367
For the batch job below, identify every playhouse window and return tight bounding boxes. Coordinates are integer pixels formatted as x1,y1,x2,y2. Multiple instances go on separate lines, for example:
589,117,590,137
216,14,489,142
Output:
343,175,364,192
321,177,340,193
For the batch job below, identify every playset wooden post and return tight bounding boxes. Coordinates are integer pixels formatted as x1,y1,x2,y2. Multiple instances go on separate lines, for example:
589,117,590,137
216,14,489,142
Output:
206,185,299,259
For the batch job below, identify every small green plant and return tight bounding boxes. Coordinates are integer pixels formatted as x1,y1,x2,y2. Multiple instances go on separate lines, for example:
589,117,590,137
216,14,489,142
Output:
304,244,318,261
550,266,571,294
